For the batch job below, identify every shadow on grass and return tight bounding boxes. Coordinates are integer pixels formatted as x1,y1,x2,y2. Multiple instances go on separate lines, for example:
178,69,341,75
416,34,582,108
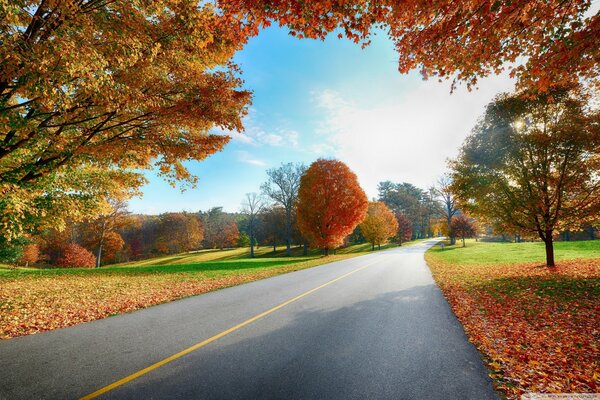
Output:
0,259,314,278
472,275,600,302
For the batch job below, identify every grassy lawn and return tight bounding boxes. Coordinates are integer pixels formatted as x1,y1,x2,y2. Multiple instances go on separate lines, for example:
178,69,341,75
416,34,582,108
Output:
0,239,425,339
426,240,599,399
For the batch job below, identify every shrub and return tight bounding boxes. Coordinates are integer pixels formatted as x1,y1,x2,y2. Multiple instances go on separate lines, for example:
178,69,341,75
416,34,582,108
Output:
57,243,96,268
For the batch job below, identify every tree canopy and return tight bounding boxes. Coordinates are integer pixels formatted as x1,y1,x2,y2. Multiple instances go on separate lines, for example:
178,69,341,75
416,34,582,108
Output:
450,87,600,266
297,159,367,253
360,201,398,250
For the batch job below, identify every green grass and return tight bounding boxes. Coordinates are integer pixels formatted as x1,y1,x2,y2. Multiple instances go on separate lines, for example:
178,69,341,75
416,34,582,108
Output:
427,239,600,265
0,239,429,279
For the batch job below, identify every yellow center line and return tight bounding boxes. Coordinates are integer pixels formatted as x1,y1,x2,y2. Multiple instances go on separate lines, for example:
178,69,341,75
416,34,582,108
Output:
80,258,383,400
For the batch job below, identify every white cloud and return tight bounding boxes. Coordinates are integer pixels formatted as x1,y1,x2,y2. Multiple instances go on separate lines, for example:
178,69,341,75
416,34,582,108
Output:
227,110,300,148
236,150,267,167
312,74,515,198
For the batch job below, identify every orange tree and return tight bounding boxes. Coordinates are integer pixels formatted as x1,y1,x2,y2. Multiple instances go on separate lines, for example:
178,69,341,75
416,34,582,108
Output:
360,201,398,250
297,159,367,254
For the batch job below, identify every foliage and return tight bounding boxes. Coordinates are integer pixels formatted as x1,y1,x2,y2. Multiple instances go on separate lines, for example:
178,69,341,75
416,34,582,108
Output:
432,175,458,244
154,212,203,255
18,243,39,266
79,199,129,266
202,207,239,249
1,1,250,238
360,202,398,249
426,244,599,398
0,236,27,263
395,213,413,245
450,214,477,247
261,162,306,256
237,232,250,247
450,87,600,266
56,243,95,268
378,181,438,239
221,0,598,91
297,159,368,253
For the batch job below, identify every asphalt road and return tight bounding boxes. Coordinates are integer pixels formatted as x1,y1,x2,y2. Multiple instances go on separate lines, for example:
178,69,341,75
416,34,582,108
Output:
0,240,498,400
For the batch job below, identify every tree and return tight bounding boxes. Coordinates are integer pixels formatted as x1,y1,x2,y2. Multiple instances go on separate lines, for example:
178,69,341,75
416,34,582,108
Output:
395,213,413,245
19,243,40,267
1,2,250,239
241,192,265,257
378,181,435,239
81,200,129,267
57,243,96,268
451,215,477,247
297,159,368,254
202,207,239,250
450,87,600,266
0,236,28,264
360,202,399,250
224,0,598,91
257,206,287,252
155,213,203,255
432,175,459,245
261,162,307,256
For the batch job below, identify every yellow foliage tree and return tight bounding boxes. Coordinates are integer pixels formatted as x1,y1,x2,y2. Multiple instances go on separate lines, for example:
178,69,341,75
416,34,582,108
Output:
360,202,398,251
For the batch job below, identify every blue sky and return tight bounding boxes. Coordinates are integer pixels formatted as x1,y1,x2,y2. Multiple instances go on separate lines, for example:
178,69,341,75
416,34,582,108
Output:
128,26,515,214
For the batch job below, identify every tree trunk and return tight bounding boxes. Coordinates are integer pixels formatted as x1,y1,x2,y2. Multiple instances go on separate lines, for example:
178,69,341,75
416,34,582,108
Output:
324,247,329,256
303,241,308,256
285,208,292,256
249,224,255,258
378,244,381,250
462,237,465,247
544,234,555,267
273,243,276,253
371,243,375,251
96,244,102,268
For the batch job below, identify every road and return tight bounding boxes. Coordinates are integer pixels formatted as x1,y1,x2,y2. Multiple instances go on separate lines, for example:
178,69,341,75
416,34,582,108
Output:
0,240,498,399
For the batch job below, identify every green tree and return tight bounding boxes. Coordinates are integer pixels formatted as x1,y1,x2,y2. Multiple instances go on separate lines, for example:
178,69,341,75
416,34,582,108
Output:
450,87,600,266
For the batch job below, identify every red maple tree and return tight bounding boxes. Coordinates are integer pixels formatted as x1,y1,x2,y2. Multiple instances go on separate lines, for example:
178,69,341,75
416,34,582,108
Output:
297,159,368,254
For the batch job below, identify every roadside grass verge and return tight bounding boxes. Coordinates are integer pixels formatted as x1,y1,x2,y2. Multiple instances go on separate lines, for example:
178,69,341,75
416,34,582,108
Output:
0,239,427,339
426,239,599,399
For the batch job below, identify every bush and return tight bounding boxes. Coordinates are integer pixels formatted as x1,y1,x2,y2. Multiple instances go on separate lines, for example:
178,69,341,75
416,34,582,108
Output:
57,243,96,268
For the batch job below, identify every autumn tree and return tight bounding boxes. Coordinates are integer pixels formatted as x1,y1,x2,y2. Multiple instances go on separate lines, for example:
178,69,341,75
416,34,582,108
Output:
18,243,40,267
451,215,477,247
81,200,129,267
241,192,265,257
257,206,287,252
450,87,600,266
202,207,239,250
395,213,413,246
261,162,307,256
57,243,96,268
360,202,399,250
432,175,459,245
297,159,368,254
153,213,204,255
222,0,598,92
0,2,252,239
